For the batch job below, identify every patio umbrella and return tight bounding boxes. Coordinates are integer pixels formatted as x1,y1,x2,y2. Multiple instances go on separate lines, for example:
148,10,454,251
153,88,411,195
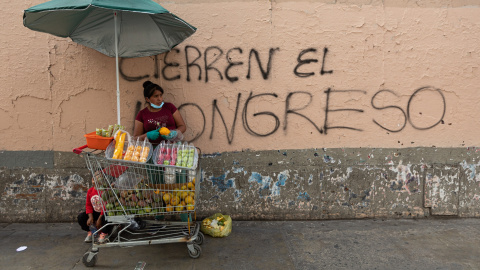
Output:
23,0,196,125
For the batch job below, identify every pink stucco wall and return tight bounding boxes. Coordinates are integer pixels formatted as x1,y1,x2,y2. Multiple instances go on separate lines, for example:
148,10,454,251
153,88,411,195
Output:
2,0,480,153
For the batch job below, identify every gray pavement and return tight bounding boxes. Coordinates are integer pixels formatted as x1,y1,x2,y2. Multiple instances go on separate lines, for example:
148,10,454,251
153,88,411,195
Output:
0,218,479,270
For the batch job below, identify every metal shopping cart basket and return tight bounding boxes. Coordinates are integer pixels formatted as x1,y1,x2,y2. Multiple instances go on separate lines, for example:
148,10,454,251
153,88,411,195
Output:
73,141,204,267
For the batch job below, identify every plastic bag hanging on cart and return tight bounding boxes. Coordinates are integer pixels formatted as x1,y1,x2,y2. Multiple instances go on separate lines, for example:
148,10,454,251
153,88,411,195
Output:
116,172,145,189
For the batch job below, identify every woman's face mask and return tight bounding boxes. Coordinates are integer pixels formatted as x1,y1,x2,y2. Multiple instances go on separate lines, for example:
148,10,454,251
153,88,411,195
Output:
147,89,164,109
150,102,164,109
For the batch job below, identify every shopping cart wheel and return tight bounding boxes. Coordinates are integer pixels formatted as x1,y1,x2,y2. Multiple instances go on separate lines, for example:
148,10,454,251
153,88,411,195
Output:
193,231,204,245
82,251,98,267
187,243,202,259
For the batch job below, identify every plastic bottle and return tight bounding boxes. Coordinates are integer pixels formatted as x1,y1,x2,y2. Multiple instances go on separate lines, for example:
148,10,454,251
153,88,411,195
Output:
89,224,97,236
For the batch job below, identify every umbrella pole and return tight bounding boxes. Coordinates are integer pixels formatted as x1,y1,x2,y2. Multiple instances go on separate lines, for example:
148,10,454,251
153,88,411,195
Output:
114,12,121,125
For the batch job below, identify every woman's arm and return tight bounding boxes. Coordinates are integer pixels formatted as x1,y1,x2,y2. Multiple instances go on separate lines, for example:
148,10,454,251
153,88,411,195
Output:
133,120,147,140
172,110,186,133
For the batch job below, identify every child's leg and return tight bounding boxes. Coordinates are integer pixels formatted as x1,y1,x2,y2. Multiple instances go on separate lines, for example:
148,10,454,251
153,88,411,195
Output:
77,212,90,232
99,215,112,235
90,212,111,234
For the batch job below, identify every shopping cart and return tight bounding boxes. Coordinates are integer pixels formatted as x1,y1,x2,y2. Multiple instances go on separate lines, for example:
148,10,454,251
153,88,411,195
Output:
73,142,204,267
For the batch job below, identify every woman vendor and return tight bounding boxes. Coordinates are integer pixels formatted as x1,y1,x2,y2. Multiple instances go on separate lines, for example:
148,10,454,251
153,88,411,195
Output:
133,81,186,144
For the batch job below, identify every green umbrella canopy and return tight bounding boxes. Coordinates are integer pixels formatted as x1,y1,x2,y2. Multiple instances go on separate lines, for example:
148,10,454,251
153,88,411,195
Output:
24,0,196,125
23,0,196,58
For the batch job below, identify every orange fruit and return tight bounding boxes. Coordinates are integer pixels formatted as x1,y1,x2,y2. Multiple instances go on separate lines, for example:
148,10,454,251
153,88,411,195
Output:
185,195,194,204
159,127,170,136
163,193,171,203
186,204,194,211
165,204,173,212
175,204,184,211
170,195,181,206
187,182,194,190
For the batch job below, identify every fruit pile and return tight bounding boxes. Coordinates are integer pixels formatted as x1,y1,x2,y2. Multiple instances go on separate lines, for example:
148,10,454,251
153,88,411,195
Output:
103,188,162,216
96,124,124,138
100,177,196,216
161,178,196,212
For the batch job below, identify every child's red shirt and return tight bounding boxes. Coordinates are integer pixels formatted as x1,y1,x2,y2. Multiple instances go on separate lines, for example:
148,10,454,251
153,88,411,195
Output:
85,187,104,215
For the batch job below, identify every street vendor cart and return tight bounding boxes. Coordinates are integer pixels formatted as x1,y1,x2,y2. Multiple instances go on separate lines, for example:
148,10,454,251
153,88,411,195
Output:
74,132,203,267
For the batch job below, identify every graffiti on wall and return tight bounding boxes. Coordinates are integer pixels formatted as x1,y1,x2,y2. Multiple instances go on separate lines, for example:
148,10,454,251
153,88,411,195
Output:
121,46,446,143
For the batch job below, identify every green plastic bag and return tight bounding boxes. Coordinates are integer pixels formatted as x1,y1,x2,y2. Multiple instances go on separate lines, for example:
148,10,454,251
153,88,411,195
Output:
200,213,232,237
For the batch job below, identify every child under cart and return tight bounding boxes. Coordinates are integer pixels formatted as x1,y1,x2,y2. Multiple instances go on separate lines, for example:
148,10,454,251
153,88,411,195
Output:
77,171,112,243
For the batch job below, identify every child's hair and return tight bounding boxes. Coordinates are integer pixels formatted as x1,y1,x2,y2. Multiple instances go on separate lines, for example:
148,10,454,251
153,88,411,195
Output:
93,170,103,178
92,170,110,188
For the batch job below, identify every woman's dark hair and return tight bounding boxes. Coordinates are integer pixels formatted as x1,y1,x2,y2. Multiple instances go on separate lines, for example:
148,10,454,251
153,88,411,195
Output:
143,81,164,98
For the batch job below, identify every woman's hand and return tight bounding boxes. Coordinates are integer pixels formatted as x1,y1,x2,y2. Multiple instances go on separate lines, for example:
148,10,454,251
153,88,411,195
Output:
161,130,177,140
146,129,160,140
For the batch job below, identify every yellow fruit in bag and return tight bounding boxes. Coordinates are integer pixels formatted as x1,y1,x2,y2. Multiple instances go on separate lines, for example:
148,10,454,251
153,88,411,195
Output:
112,133,126,159
114,131,123,149
139,147,150,162
123,145,134,161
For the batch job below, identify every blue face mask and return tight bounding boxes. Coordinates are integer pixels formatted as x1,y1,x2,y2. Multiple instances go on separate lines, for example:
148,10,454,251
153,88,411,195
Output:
150,102,164,109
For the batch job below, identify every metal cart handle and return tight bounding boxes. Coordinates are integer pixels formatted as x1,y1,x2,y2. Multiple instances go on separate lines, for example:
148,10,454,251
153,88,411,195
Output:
73,145,88,155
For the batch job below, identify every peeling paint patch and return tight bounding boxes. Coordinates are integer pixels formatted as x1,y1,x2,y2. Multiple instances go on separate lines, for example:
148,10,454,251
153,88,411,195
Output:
328,167,352,183
2,173,86,203
389,162,420,194
203,153,222,158
248,172,265,185
209,171,236,192
248,170,289,198
297,192,311,202
277,171,288,186
308,174,313,185
272,170,289,196
323,155,335,163
234,190,242,202
460,160,479,182
233,167,244,173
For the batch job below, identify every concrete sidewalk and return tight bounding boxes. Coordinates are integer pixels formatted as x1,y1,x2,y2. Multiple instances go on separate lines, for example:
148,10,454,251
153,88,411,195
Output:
0,218,479,270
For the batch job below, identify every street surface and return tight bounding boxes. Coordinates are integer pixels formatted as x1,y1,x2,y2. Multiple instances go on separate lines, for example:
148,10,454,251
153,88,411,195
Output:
0,218,479,269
